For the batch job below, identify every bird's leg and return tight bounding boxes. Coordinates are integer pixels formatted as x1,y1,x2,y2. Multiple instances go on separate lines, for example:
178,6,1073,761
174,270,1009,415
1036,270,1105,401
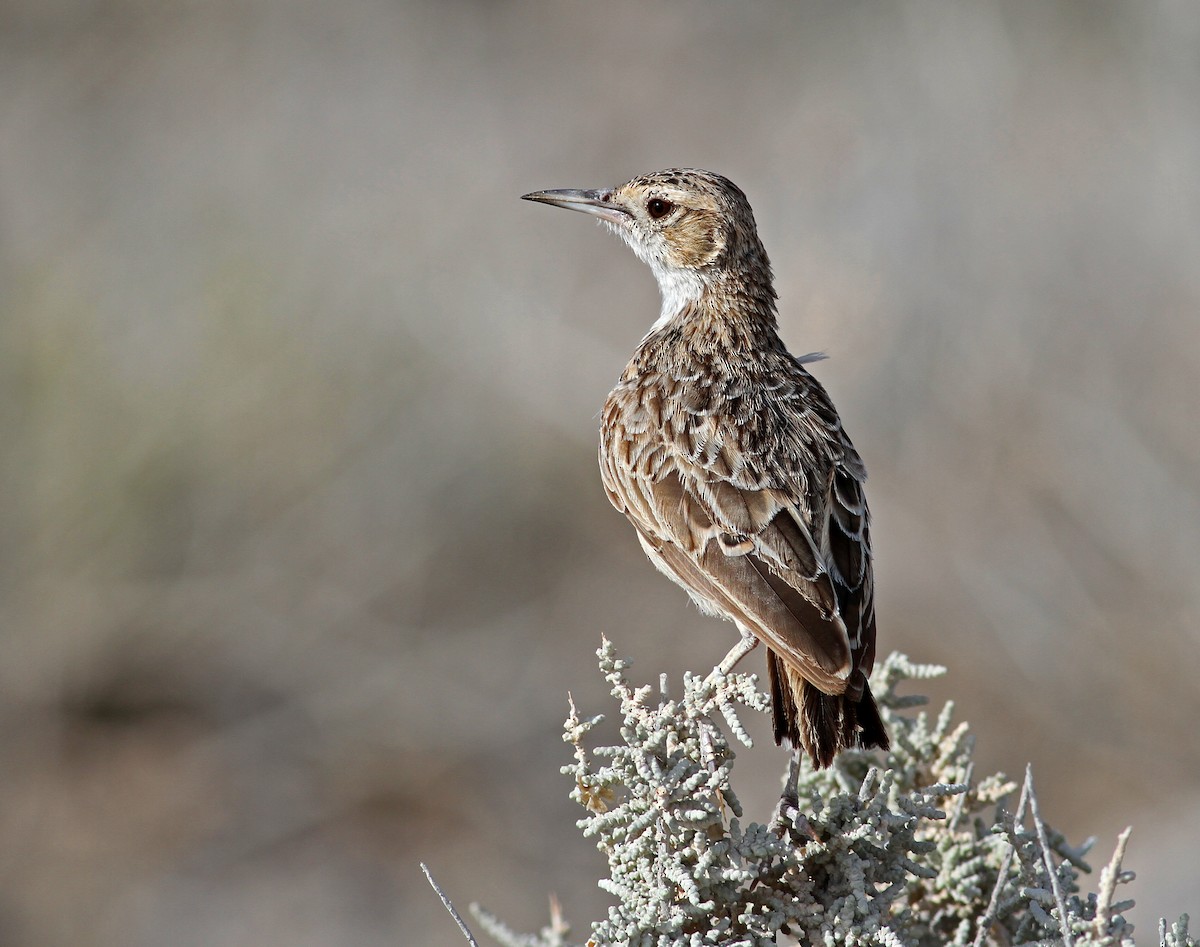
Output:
769,750,813,840
712,629,759,677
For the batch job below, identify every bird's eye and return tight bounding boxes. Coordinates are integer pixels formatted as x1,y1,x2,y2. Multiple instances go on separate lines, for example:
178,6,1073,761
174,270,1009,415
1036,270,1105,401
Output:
647,198,673,219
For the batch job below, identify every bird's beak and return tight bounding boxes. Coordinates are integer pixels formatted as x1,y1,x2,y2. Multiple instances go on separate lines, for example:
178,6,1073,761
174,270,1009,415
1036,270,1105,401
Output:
521,188,630,226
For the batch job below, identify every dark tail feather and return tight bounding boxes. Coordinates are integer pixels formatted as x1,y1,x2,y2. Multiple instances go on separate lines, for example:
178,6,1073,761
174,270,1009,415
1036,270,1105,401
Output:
840,688,860,748
767,651,890,768
767,650,799,747
801,681,840,768
854,681,890,752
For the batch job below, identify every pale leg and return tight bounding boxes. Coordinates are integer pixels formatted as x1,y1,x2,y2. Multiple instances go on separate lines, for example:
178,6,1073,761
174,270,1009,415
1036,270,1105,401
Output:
713,628,759,676
770,750,813,838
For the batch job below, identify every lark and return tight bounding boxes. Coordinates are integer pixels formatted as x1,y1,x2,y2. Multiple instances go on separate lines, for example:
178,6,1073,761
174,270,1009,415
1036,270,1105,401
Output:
522,169,888,771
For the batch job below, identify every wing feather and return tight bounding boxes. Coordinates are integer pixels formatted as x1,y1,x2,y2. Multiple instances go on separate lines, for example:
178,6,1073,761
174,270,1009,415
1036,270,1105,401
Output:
601,359,877,693
634,519,850,692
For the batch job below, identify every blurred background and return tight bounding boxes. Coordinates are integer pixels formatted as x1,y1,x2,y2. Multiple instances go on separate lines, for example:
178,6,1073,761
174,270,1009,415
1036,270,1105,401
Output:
1,0,1198,943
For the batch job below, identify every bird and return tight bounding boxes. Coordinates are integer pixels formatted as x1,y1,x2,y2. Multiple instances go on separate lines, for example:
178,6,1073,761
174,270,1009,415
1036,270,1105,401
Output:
521,169,888,771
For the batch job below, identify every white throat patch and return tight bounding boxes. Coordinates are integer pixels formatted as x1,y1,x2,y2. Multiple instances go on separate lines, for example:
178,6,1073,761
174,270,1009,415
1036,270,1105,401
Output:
648,265,705,333
605,220,707,335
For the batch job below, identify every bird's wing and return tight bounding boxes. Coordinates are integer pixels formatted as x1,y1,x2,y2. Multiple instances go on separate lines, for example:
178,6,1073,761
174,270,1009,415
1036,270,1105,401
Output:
601,365,874,695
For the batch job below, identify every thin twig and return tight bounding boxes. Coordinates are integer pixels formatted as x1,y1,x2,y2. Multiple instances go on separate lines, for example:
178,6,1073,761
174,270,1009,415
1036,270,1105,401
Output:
1027,767,1074,947
972,766,1032,947
1095,826,1132,931
421,862,480,947
948,761,974,831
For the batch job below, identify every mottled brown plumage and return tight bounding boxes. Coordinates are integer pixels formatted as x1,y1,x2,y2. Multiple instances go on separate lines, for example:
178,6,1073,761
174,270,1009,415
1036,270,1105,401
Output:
522,169,888,768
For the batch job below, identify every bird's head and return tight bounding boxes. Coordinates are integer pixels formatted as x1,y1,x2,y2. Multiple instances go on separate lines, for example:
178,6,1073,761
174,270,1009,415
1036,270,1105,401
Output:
522,168,774,322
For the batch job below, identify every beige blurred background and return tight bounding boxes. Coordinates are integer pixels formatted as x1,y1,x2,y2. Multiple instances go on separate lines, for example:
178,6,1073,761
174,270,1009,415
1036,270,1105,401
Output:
1,1,1198,944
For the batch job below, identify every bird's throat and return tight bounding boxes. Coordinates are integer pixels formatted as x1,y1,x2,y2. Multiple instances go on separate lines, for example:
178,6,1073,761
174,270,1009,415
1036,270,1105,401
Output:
647,267,707,335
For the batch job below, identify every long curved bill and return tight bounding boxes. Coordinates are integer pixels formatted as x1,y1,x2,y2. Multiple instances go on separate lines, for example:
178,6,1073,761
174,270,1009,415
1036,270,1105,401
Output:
520,188,630,226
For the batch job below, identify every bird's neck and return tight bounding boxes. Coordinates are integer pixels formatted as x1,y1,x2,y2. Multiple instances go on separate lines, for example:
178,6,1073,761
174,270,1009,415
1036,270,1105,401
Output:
642,262,780,353
625,307,778,390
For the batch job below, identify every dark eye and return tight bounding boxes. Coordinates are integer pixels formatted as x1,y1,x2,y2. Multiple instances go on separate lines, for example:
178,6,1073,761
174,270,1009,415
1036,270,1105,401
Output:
647,198,673,219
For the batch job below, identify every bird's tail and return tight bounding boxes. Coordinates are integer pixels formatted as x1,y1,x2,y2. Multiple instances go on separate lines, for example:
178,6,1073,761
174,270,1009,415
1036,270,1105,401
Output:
767,651,890,769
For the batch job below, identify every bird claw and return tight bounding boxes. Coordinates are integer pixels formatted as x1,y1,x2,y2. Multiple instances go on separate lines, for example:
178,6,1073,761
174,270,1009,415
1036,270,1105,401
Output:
769,793,813,841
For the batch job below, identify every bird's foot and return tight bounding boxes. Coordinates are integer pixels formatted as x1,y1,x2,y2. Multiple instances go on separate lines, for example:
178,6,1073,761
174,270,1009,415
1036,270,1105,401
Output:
768,752,810,839
769,791,813,841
